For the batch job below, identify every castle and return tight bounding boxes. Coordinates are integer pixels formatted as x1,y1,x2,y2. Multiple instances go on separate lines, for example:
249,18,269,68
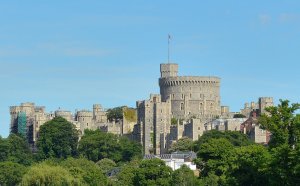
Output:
135,63,274,154
9,63,274,154
136,63,222,154
10,103,135,145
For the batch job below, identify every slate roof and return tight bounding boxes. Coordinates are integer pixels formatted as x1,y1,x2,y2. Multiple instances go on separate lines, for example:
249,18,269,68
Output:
144,151,197,161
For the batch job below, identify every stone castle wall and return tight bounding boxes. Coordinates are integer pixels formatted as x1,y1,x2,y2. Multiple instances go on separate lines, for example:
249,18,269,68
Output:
159,64,221,120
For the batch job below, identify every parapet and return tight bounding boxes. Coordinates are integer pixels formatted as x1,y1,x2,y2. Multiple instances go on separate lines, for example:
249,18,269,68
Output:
159,76,220,87
77,110,93,117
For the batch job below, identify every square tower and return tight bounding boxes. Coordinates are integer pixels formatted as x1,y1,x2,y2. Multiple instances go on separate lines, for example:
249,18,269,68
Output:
160,63,178,78
259,97,274,115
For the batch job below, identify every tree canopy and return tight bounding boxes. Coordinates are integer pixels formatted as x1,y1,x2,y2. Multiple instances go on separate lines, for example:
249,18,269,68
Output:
78,129,142,162
233,113,246,118
171,164,200,186
21,162,82,186
134,158,173,186
0,134,32,165
37,117,79,159
194,130,253,152
0,161,27,186
61,158,107,186
169,137,193,153
106,107,124,122
259,100,300,185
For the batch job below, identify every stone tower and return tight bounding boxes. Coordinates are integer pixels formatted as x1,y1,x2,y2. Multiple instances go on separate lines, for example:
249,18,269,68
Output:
76,110,93,131
259,97,274,115
136,94,172,155
160,63,178,78
93,104,107,123
159,63,221,120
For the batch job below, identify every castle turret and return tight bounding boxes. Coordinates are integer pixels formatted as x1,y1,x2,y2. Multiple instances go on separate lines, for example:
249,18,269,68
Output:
55,110,72,122
160,63,178,78
93,104,107,123
259,97,274,115
77,110,93,130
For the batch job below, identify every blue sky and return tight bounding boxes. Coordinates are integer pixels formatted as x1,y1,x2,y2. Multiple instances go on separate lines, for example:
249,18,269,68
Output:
1,1,300,137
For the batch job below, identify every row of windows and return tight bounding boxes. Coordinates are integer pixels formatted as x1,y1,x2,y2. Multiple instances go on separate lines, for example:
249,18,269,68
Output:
180,103,214,111
172,93,217,99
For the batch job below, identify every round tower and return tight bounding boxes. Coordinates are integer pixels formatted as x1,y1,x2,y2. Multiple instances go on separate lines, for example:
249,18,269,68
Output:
55,110,73,121
77,110,93,130
159,63,221,120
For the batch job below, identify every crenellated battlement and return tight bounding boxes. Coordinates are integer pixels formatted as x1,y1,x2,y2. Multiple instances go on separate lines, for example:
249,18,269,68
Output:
159,76,220,87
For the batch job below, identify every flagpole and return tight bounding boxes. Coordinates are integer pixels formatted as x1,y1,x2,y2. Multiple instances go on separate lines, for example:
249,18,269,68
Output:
168,34,170,63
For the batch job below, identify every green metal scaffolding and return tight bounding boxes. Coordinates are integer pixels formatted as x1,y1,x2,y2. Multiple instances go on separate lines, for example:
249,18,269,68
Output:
17,112,27,136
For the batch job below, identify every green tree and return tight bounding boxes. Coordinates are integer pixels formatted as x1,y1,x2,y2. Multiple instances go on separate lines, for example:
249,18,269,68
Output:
233,113,246,118
227,145,271,186
78,130,142,162
37,117,79,159
61,158,107,186
97,158,117,175
0,134,33,165
119,136,142,161
116,159,140,186
134,158,173,186
195,138,235,185
106,107,123,122
7,134,33,165
169,137,193,153
21,163,82,186
259,99,300,148
0,161,27,186
259,100,300,185
79,130,121,162
194,130,252,152
0,137,9,161
171,164,200,186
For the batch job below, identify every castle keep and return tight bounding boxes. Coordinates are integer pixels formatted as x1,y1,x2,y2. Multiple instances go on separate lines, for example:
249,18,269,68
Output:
159,63,221,120
136,63,222,154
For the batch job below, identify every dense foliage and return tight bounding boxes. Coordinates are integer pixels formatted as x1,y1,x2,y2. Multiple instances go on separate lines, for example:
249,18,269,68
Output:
194,130,253,152
233,113,246,118
21,162,82,186
0,134,32,165
61,158,107,185
2,100,300,185
0,161,27,185
37,117,79,159
106,106,124,122
78,129,142,162
169,137,193,152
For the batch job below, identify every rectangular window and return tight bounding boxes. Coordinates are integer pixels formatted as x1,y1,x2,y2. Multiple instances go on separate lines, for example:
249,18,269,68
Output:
180,103,184,110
